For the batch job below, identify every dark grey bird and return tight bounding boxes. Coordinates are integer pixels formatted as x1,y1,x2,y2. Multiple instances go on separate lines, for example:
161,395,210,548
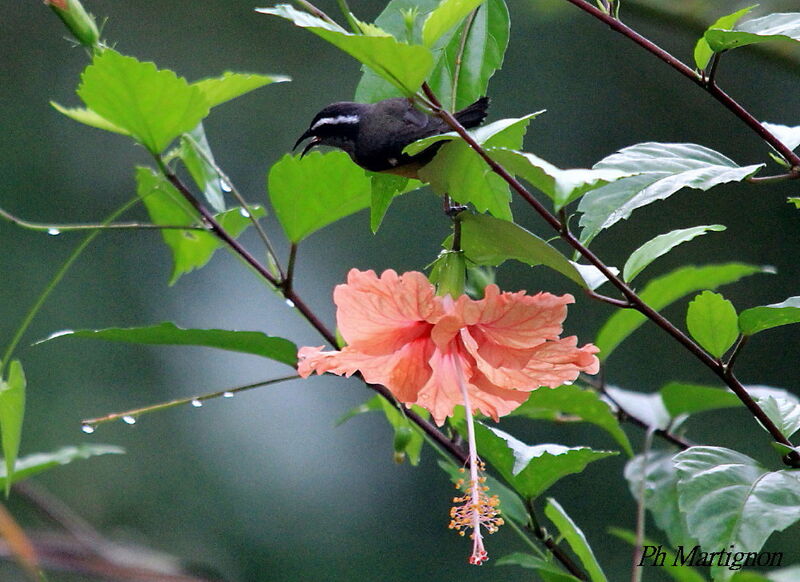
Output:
294,97,490,178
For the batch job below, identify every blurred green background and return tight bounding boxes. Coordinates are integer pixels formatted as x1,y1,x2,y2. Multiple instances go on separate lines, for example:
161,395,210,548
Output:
2,0,799,580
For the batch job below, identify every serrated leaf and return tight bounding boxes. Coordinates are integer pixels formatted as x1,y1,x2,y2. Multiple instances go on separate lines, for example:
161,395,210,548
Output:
596,263,767,360
428,0,509,110
412,114,540,219
509,385,632,456
755,395,800,439
694,6,757,69
38,322,298,367
705,13,800,53
686,291,739,359
608,528,706,582
660,383,741,417
179,124,226,213
355,0,508,110
578,143,762,245
624,451,697,549
739,296,800,335
458,213,586,287
491,149,633,211
192,71,290,108
77,50,209,153
544,498,608,582
50,102,130,136
369,173,421,233
674,446,800,580
762,122,800,153
477,424,616,500
422,0,485,47
268,152,372,242
0,361,25,496
623,225,726,283
258,5,433,96
136,167,265,284
0,445,124,490
496,552,580,581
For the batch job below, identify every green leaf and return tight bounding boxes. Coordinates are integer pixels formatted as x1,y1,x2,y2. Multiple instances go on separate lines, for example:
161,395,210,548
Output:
268,152,372,242
77,50,209,153
739,296,800,335
258,5,433,96
624,451,697,549
0,445,124,490
685,291,739,359
413,114,540,220
578,143,762,245
694,5,757,69
762,122,800,153
458,213,586,287
660,382,741,417
50,102,130,136
674,446,800,580
608,528,706,582
623,225,726,283
0,360,25,497
496,553,581,581
369,173,421,233
491,149,632,211
422,0,485,47
789,197,800,209
429,0,509,110
136,167,265,284
191,71,290,108
544,498,608,582
355,0,508,110
755,395,800,439
477,424,616,500
509,385,632,456
705,13,800,53
38,322,298,367
179,124,226,213
596,263,767,360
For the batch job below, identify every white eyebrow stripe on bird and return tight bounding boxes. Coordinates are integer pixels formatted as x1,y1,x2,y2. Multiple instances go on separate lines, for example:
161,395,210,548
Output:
311,115,360,130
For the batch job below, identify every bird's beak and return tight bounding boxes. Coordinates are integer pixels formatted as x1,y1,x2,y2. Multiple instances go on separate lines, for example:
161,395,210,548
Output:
293,130,321,158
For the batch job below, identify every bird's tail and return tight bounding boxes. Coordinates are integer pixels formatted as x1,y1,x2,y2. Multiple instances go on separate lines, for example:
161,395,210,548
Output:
454,96,490,129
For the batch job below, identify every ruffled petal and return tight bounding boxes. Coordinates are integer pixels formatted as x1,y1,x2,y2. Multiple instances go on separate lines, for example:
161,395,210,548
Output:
297,340,435,403
414,349,470,425
463,286,574,351
333,269,443,355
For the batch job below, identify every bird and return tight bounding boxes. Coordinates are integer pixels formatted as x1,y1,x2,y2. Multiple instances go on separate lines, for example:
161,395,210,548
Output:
293,96,490,178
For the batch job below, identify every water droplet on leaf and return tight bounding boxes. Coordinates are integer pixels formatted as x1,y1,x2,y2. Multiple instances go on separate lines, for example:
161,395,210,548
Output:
122,415,136,425
223,391,234,398
47,228,61,236
191,399,203,408
81,424,95,434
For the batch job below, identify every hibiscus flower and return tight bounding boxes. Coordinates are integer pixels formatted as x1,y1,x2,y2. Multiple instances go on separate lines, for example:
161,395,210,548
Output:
298,269,599,425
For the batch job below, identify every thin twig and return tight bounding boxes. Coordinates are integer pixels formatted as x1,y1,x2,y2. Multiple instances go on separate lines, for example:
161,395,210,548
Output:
585,288,633,308
561,0,800,170
180,134,284,279
81,375,299,429
724,334,748,373
0,206,206,233
527,500,588,580
283,243,298,295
